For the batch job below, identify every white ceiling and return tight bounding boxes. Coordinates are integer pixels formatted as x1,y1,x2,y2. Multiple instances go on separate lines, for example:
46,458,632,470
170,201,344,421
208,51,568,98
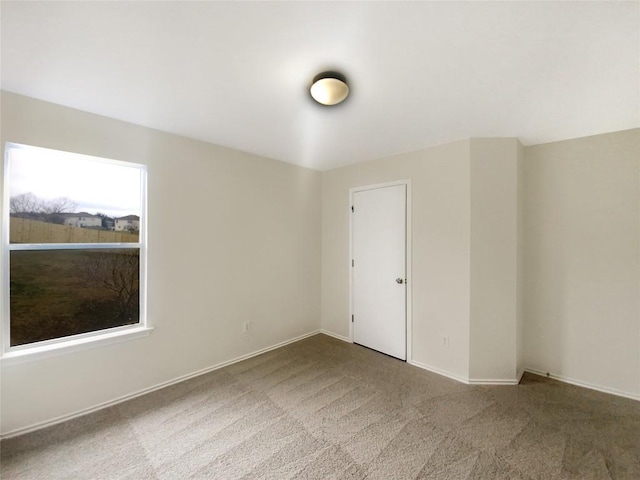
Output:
1,1,638,171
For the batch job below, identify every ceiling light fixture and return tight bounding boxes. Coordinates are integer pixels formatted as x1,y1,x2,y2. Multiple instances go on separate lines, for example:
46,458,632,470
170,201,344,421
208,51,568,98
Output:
310,71,349,106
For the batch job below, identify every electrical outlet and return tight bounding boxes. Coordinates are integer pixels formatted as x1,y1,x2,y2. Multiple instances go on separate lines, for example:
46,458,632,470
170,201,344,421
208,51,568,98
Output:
243,321,250,333
442,336,449,348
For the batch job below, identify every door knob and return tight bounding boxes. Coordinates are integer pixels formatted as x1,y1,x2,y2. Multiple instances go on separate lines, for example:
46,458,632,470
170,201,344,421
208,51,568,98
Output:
396,278,404,284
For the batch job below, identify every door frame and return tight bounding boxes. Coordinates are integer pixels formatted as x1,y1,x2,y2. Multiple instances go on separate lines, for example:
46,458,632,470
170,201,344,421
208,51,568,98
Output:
349,179,412,362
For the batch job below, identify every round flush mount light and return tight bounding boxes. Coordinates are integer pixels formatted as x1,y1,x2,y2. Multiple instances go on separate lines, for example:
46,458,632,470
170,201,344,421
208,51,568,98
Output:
310,71,349,106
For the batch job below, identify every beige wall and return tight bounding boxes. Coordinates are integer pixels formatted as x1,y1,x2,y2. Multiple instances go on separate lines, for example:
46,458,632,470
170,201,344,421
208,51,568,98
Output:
321,140,472,381
321,138,523,383
0,92,321,434
469,139,520,381
516,141,525,379
523,129,640,397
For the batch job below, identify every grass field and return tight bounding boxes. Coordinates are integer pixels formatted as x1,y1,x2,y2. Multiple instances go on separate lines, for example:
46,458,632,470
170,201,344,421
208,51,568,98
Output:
9,249,139,346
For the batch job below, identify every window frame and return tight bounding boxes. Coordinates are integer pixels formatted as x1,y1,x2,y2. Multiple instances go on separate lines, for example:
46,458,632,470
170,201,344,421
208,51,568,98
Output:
2,143,150,362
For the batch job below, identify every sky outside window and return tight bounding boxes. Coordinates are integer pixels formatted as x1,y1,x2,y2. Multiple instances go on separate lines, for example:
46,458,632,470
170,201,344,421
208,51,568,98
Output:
9,147,141,218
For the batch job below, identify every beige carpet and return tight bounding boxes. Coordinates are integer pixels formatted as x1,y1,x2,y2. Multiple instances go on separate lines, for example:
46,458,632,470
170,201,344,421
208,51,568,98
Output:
2,334,639,479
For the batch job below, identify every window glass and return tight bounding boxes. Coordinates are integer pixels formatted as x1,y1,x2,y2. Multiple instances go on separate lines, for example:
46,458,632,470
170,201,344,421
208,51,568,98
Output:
9,147,141,244
4,144,146,351
10,249,140,346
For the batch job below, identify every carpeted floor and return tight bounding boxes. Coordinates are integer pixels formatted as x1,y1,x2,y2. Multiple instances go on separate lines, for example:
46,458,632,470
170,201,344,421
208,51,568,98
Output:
1,333,639,479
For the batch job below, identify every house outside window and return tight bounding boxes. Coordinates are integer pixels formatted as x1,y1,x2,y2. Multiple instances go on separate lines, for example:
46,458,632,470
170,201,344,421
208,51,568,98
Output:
2,143,148,358
115,215,140,233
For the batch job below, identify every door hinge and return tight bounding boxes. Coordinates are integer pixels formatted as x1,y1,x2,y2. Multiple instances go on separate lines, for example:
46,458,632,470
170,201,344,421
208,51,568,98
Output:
351,314,354,323
351,205,354,213
352,259,354,267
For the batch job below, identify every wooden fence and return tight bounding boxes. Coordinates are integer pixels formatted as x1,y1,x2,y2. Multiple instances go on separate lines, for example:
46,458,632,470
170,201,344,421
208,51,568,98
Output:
10,217,139,244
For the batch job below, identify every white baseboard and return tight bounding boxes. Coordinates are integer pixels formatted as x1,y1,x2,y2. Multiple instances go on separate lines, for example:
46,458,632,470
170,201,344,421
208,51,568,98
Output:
319,329,352,343
468,378,520,385
409,361,521,386
524,368,640,402
408,360,470,384
1,329,322,439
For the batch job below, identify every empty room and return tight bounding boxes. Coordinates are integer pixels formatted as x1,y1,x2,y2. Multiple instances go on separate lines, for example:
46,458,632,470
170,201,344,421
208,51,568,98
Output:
0,1,639,479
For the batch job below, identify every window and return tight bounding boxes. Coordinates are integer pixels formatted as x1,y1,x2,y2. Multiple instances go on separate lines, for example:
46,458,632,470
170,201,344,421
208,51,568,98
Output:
2,143,148,357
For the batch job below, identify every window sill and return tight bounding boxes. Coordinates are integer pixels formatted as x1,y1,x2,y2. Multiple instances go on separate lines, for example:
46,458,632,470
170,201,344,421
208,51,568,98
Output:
1,326,153,366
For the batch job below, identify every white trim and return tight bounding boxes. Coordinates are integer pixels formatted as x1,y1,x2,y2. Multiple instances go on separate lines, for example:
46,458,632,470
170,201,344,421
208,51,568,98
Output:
0,329,321,439
410,359,521,385
524,368,640,402
468,378,520,385
405,182,413,362
319,329,352,343
9,243,141,251
349,179,412,362
409,359,470,384
1,326,153,366
2,145,10,355
138,157,149,342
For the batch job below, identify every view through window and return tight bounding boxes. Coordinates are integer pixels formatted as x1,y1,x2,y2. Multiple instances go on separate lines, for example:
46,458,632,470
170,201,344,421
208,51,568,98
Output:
4,144,146,349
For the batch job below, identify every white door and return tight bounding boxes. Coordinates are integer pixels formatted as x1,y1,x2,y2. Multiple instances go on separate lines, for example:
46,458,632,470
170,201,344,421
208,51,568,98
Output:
352,184,407,360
